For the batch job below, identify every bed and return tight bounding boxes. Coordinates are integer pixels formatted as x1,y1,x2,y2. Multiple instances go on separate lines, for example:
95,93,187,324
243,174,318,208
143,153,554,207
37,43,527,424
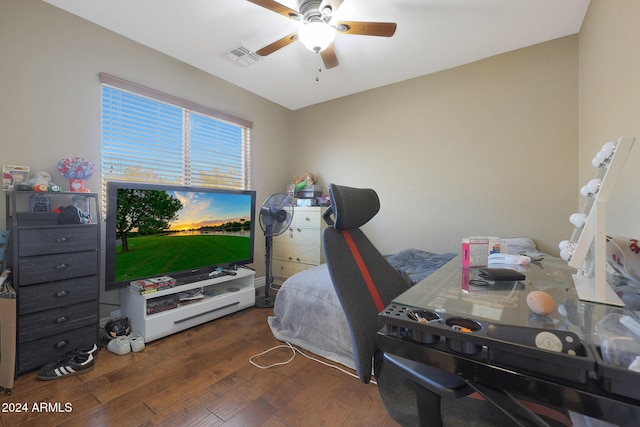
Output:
267,238,544,369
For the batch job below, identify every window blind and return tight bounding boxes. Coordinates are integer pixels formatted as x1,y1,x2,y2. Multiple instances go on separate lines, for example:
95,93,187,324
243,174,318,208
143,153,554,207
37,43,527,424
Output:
100,73,251,191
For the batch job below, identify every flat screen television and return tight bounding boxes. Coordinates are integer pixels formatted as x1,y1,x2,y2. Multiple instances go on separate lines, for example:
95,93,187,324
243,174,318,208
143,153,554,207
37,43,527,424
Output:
105,181,256,291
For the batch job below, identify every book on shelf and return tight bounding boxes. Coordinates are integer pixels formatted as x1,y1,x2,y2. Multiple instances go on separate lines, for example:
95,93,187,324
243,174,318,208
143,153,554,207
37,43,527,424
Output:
203,288,227,297
146,294,180,314
129,276,176,294
177,288,205,301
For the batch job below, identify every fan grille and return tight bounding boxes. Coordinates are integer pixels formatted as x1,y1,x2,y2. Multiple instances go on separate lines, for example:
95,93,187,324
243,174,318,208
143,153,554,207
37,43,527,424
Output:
259,193,294,236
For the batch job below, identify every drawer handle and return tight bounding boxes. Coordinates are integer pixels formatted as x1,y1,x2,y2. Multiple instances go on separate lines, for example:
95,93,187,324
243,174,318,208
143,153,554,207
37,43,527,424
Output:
54,263,70,270
305,217,310,221
55,316,69,324
297,228,301,232
54,290,69,298
288,257,293,261
54,237,69,243
296,257,301,261
54,340,69,349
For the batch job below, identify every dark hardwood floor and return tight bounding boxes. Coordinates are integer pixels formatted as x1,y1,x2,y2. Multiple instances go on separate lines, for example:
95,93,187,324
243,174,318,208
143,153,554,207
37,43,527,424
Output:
0,307,397,427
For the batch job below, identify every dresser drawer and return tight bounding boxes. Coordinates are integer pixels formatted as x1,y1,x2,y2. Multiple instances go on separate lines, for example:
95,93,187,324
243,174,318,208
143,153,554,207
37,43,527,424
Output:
17,325,97,374
273,245,322,265
274,227,321,248
18,300,97,343
273,228,322,265
18,276,99,314
291,208,322,229
18,225,98,256
272,258,315,279
18,251,98,286
272,207,325,280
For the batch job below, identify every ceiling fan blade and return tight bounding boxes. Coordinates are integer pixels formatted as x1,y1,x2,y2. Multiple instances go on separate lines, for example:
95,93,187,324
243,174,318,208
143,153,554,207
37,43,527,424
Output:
321,44,339,69
335,21,397,37
246,0,301,20
256,33,298,56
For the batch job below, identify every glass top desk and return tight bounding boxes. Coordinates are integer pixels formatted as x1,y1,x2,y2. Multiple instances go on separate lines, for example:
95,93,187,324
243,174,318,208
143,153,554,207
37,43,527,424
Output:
377,255,640,425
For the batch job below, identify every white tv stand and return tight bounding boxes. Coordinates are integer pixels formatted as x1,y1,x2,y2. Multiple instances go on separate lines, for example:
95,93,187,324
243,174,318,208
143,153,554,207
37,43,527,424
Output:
119,268,255,342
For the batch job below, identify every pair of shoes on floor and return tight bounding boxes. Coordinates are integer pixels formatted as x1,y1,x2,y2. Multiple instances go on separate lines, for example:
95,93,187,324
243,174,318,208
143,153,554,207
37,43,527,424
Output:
37,344,98,381
39,343,98,370
107,333,145,355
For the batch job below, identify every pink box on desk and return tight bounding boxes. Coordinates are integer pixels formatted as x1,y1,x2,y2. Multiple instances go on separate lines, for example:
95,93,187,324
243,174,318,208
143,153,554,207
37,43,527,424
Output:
462,237,490,267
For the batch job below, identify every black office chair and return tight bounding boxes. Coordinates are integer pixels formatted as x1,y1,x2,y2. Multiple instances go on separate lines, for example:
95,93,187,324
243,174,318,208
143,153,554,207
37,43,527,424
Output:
322,183,573,427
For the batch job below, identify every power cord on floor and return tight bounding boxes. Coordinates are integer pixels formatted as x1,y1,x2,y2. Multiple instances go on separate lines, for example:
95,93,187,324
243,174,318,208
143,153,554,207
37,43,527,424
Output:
249,341,377,384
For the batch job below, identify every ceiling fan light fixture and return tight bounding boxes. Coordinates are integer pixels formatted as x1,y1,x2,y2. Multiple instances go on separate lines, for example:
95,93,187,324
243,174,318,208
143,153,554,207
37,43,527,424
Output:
298,21,335,53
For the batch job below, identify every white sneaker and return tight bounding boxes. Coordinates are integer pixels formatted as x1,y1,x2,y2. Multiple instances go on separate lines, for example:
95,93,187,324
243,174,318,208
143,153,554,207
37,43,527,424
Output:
107,336,131,355
128,333,145,352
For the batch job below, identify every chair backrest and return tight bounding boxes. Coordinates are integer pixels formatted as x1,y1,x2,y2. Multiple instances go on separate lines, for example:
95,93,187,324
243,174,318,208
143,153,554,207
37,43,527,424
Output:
322,184,411,383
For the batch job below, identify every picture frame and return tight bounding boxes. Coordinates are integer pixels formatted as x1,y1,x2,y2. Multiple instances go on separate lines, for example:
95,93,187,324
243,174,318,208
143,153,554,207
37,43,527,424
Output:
2,165,30,191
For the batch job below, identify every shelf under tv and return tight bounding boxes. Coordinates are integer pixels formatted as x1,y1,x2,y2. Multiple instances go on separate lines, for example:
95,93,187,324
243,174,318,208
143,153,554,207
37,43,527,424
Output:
119,268,255,342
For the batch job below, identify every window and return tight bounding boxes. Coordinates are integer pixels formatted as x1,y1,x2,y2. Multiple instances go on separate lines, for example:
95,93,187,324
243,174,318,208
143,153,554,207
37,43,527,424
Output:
100,73,252,192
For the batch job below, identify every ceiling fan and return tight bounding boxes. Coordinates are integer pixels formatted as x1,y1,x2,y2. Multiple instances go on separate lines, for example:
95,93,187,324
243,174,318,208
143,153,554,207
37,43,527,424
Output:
247,0,397,69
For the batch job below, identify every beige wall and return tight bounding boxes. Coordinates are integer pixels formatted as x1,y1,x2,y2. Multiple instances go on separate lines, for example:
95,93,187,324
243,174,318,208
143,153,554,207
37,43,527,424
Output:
578,0,640,238
292,36,579,256
0,0,293,311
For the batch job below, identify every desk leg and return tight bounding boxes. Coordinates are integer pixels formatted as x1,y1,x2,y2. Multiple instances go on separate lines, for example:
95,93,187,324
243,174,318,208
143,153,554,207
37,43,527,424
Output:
465,380,551,427
415,387,443,427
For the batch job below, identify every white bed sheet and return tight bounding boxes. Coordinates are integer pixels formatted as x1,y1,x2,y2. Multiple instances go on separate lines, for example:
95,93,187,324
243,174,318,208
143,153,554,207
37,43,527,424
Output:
267,263,356,368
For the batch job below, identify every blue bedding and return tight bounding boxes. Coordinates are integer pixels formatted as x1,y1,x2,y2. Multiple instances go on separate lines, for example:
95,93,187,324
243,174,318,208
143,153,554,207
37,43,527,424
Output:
385,249,456,284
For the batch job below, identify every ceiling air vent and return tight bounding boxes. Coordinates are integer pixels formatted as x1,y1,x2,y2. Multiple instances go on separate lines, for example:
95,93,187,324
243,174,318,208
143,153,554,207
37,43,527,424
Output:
226,45,261,67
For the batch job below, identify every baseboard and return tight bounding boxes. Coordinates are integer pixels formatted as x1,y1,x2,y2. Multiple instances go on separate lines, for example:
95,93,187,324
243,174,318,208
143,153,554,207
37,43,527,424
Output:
254,276,265,290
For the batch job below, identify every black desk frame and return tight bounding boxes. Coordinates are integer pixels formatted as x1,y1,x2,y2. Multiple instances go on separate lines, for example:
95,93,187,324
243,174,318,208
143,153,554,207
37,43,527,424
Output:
377,257,640,426
378,332,640,426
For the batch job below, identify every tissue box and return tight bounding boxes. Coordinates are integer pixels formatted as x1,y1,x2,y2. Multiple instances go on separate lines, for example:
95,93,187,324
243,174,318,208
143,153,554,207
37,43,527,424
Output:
462,237,489,267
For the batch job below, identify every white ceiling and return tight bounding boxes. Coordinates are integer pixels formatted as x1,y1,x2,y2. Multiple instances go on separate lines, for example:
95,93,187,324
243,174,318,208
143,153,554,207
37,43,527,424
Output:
43,0,590,110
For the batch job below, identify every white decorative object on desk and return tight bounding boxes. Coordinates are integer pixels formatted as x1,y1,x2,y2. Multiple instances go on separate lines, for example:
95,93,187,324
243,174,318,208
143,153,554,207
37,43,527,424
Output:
559,136,635,306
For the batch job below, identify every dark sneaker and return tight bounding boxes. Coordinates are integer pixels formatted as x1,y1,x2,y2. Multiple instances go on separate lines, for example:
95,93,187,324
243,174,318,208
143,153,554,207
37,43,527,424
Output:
39,343,99,370
78,343,99,356
37,353,95,381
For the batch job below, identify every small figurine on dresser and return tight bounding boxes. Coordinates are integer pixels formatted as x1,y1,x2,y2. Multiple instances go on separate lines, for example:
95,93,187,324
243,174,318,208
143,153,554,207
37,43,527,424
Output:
28,170,61,192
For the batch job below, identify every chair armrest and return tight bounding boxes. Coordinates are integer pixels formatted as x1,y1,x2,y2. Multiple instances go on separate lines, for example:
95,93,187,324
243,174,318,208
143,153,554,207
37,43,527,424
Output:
383,352,473,399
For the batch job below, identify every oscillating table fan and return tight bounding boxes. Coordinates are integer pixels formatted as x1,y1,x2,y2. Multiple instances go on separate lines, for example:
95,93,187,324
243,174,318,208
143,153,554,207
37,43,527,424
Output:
255,193,294,308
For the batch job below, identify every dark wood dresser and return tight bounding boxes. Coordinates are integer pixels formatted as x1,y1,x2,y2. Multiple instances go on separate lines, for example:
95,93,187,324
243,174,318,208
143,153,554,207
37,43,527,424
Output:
5,191,100,375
